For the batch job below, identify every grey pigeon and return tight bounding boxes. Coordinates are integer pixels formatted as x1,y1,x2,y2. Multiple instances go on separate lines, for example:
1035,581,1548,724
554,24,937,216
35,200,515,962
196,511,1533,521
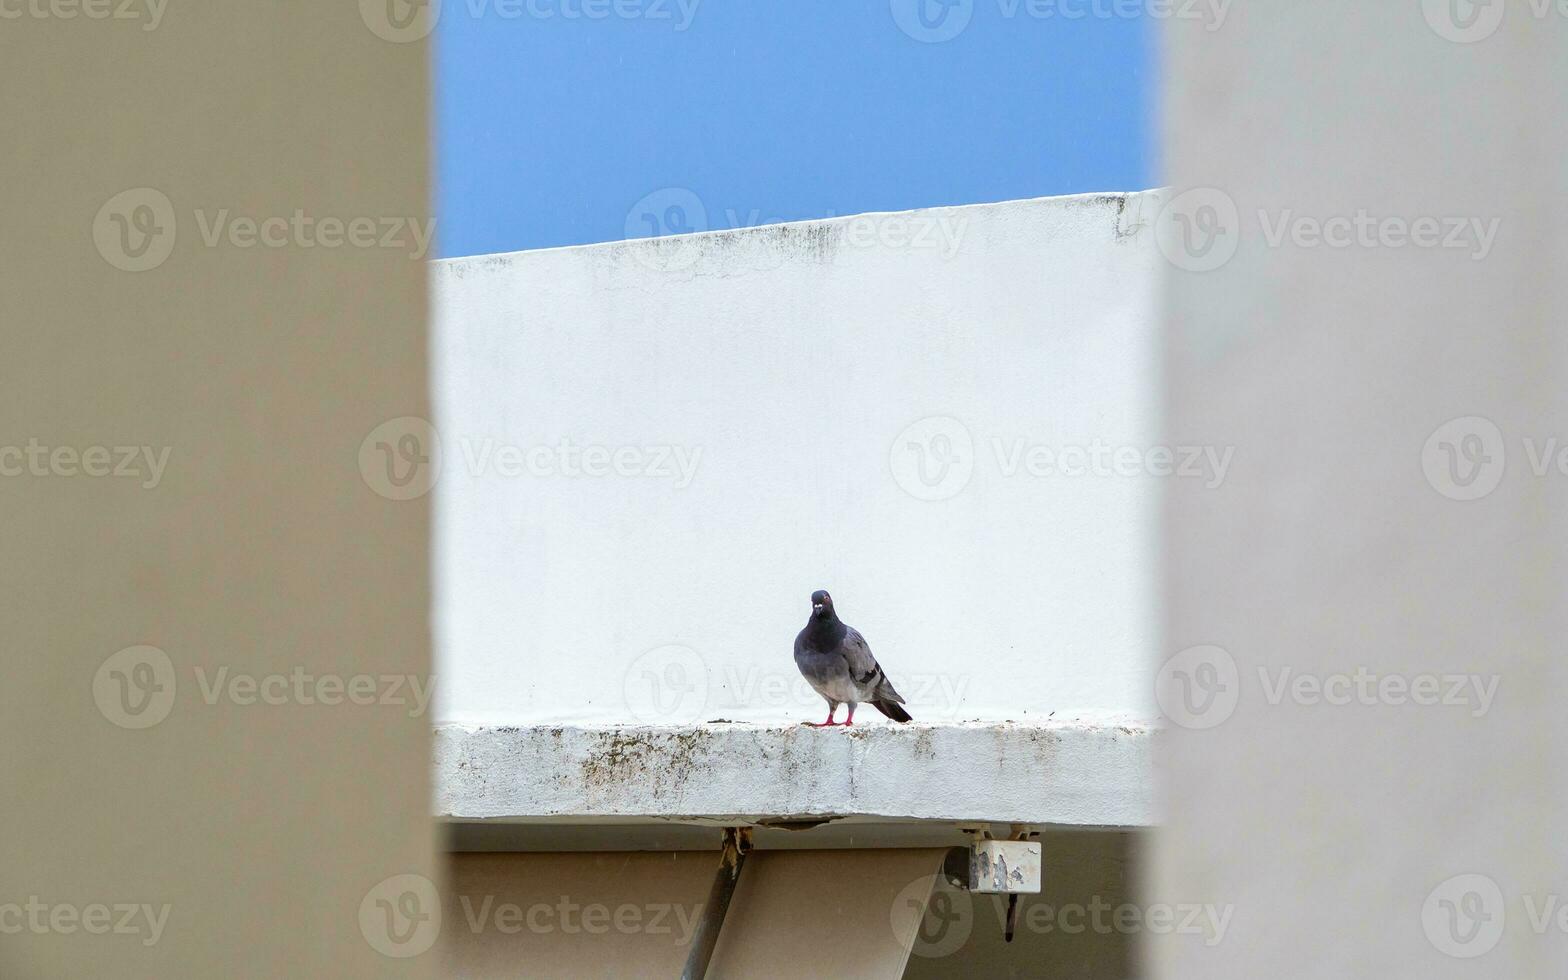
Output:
793,589,912,726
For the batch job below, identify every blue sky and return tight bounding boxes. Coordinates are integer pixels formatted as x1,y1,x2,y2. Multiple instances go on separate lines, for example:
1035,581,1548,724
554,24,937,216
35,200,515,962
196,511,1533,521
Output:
435,0,1154,258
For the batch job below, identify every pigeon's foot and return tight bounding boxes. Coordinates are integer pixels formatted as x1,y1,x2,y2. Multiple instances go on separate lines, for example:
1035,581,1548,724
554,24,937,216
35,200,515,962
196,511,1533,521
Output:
804,720,842,728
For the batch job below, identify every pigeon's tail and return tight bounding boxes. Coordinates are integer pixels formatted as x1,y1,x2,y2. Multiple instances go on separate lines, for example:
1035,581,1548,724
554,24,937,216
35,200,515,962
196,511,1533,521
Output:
872,698,912,723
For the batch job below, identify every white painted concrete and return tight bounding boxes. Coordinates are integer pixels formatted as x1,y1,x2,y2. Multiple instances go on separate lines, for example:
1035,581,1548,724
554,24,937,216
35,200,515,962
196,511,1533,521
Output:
435,720,1155,828
432,191,1166,727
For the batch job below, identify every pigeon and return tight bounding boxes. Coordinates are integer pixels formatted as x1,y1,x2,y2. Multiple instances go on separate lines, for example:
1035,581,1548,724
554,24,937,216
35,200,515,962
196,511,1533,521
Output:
793,589,911,726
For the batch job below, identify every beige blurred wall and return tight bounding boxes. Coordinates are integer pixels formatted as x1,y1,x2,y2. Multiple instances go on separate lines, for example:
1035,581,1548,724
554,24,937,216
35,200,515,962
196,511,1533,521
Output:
1,4,436,977
445,848,946,979
1155,3,1568,977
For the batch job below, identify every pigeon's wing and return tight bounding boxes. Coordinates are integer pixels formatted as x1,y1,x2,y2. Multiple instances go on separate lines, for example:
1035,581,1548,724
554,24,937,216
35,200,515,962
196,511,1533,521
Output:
839,627,879,681
843,627,904,703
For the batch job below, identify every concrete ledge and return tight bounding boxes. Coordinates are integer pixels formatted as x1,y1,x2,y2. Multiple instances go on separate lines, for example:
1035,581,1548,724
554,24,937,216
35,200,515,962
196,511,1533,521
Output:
435,720,1156,832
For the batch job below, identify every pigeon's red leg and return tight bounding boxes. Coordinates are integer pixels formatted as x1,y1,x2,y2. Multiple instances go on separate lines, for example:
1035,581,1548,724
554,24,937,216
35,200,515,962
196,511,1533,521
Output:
844,703,857,726
806,703,840,727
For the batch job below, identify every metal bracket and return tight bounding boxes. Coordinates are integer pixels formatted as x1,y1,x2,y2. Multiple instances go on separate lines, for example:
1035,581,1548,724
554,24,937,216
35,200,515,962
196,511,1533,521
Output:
945,826,1043,944
943,837,1042,894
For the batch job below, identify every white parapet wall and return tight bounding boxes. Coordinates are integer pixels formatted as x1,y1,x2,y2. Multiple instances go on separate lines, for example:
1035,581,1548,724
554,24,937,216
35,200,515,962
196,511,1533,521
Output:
431,191,1170,741
436,719,1156,837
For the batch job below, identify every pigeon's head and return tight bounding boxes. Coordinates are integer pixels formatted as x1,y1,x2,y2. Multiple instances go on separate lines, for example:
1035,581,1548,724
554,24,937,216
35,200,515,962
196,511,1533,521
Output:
810,589,835,618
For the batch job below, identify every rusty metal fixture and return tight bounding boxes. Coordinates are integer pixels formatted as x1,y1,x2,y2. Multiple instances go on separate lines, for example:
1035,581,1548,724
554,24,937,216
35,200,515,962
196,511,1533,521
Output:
681,826,753,979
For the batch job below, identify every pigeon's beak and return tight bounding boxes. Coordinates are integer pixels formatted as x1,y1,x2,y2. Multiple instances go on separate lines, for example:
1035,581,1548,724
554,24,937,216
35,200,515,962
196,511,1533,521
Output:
812,603,823,613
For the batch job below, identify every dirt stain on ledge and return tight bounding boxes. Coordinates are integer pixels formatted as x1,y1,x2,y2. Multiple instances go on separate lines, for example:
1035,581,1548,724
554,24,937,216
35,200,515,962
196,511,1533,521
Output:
578,729,707,797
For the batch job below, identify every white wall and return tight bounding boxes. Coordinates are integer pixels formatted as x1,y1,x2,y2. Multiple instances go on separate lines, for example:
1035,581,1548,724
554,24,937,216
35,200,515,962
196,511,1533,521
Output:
432,192,1165,727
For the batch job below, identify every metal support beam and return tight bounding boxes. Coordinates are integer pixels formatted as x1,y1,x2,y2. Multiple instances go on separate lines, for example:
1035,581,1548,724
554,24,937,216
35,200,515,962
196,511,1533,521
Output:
681,826,752,980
